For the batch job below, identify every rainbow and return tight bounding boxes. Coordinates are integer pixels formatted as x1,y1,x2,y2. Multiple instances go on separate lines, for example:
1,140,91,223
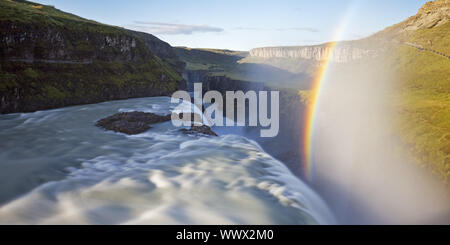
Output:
301,8,356,182
302,41,337,181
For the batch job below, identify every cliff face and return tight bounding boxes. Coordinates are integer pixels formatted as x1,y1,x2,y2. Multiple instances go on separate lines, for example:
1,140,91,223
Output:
371,0,450,42
0,0,185,114
1,22,150,63
249,45,377,63
402,0,449,31
1,21,185,73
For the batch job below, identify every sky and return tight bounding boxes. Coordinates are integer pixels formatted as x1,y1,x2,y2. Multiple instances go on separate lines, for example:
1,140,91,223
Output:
33,0,429,51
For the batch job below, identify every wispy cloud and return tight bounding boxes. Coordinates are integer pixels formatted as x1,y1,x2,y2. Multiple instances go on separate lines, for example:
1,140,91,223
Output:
126,21,224,35
234,26,319,33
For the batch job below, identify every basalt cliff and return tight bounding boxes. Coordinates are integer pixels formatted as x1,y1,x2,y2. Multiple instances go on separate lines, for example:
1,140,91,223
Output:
248,44,377,63
0,0,185,114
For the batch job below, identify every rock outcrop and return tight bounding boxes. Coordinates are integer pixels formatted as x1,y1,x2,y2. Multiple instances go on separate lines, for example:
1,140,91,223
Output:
402,0,450,31
373,0,450,39
96,112,172,135
96,111,218,136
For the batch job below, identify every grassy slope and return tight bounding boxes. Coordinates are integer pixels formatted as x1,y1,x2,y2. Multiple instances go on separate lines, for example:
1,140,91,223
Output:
388,22,450,183
174,47,244,72
0,0,118,31
318,21,450,184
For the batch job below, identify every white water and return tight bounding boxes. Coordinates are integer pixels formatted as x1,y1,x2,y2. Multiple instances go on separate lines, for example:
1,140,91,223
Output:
0,97,334,224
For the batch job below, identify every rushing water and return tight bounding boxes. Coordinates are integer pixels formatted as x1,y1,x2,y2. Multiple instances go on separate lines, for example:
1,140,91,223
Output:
0,97,334,224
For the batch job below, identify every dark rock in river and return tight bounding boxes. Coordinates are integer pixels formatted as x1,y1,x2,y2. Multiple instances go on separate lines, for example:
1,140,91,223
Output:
180,125,218,137
96,111,171,135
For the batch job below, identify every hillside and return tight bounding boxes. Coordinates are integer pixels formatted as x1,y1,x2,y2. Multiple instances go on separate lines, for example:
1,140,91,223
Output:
0,0,185,113
351,0,450,184
332,0,449,183
381,4,450,184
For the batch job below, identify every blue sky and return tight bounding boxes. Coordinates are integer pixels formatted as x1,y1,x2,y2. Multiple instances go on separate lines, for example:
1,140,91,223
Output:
34,0,428,51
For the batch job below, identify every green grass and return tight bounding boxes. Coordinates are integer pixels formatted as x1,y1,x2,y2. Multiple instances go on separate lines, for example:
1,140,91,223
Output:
389,42,450,184
174,47,243,71
408,22,450,55
0,0,116,31
350,19,450,184
0,60,180,110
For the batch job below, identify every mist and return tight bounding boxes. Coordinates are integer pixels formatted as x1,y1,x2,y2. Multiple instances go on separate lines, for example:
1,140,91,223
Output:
310,48,450,224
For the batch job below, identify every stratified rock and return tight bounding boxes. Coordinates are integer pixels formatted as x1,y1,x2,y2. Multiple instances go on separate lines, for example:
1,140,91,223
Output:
180,125,218,136
402,0,450,31
249,45,376,63
96,111,171,135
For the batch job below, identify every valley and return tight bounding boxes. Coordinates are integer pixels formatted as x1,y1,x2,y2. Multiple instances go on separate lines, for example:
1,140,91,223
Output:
0,0,449,225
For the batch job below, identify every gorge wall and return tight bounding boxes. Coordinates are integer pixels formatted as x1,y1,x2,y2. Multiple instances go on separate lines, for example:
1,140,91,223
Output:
0,0,185,114
183,69,305,177
249,44,377,63
183,70,264,93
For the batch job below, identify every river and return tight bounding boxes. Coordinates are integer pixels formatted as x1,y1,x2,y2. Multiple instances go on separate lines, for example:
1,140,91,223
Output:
0,96,335,224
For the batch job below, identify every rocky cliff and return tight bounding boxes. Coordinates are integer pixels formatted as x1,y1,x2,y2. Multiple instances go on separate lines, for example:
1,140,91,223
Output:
1,20,185,72
399,0,449,32
249,44,377,63
2,22,147,63
369,0,450,44
0,0,185,114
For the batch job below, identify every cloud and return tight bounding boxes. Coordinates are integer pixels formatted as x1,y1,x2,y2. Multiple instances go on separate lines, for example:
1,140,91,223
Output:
127,21,224,35
234,26,319,33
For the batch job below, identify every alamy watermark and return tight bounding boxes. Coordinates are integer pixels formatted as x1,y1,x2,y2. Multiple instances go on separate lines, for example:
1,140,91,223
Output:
170,83,279,137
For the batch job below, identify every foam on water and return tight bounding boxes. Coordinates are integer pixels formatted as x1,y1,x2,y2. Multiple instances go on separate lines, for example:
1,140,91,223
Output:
0,97,334,225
